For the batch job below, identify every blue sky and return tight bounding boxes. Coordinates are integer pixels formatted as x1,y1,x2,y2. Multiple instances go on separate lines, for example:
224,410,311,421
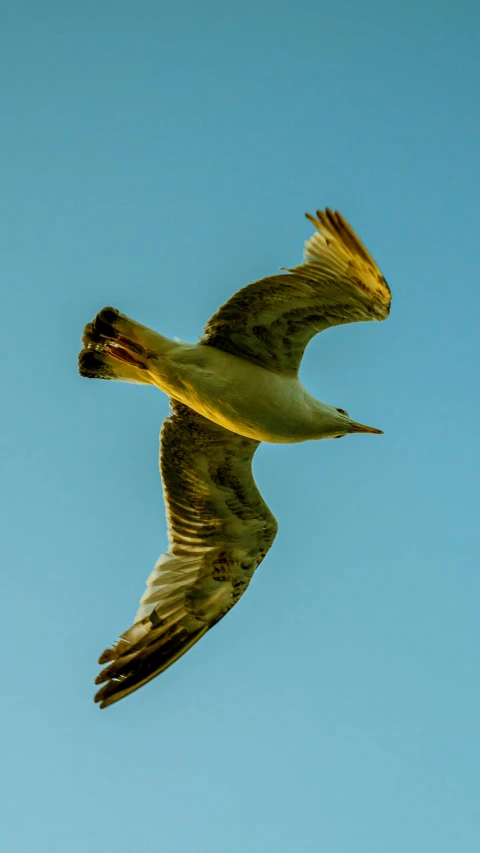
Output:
2,0,479,850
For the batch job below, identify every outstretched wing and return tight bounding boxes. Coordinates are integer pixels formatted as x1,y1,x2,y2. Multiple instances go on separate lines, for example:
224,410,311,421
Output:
202,209,391,376
94,401,278,708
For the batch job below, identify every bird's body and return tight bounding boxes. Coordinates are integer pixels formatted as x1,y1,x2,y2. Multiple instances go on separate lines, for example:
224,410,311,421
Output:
79,208,391,707
110,332,351,443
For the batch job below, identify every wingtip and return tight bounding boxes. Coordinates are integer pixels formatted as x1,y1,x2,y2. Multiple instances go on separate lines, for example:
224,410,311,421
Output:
306,207,341,233
93,680,119,708
98,648,115,665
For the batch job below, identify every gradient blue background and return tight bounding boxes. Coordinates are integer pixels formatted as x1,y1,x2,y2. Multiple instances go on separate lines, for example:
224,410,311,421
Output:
2,1,479,851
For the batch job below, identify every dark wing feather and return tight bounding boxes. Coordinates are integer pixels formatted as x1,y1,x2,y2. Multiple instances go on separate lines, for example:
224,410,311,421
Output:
202,209,391,376
94,401,277,708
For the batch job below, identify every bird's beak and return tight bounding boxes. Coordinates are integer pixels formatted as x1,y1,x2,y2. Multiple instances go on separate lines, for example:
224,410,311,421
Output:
349,421,383,435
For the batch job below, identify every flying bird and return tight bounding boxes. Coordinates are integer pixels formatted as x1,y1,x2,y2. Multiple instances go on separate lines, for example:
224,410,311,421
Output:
79,208,391,708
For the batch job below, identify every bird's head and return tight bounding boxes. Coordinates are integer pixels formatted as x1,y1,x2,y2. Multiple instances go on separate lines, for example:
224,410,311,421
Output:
321,405,383,440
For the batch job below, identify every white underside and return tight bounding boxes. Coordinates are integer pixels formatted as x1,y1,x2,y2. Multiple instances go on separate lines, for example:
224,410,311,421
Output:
145,339,341,443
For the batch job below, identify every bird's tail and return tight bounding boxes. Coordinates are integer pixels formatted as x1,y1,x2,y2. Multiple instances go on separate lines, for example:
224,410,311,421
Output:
78,306,167,384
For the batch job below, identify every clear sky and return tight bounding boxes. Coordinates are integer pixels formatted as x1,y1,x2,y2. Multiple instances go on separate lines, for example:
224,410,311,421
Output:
2,1,479,851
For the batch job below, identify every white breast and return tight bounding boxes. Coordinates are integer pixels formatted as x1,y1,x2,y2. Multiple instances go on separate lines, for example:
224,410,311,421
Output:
148,341,322,443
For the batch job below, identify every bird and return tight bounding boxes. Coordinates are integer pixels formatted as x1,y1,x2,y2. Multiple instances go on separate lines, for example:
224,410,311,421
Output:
78,208,391,708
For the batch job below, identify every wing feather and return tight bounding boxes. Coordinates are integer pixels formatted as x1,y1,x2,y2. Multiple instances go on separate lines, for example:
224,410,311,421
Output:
202,209,390,375
94,401,277,708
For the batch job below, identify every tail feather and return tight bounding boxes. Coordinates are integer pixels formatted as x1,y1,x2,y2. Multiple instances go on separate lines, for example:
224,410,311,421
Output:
78,348,119,380
78,306,162,384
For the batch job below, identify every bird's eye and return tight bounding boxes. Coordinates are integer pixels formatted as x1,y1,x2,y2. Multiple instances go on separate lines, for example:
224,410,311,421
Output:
336,408,348,416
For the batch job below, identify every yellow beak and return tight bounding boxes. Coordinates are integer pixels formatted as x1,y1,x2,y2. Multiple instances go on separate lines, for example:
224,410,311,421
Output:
349,421,383,435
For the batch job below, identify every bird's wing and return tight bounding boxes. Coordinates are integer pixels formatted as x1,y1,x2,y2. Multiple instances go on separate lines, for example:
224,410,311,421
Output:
94,400,278,708
202,209,391,376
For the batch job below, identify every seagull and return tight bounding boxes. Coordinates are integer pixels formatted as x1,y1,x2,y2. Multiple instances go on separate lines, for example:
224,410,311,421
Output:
79,208,391,708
